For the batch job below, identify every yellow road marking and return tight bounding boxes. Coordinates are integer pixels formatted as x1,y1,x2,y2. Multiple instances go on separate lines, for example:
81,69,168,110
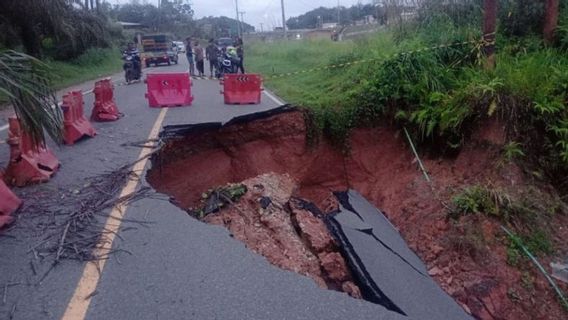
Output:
61,107,168,320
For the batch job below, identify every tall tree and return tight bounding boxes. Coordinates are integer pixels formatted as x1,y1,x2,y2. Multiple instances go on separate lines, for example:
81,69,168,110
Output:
544,0,559,45
0,0,111,59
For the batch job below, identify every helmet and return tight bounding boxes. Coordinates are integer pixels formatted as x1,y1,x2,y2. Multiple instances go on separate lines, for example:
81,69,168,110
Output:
227,47,237,56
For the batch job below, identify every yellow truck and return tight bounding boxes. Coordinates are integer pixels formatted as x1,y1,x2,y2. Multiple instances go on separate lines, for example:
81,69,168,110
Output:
141,34,178,67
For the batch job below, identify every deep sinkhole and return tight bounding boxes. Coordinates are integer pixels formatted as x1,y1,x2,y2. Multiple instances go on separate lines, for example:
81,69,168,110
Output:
146,108,425,306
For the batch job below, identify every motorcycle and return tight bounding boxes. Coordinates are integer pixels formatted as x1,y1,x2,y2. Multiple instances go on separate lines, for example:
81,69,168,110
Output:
122,50,142,84
216,50,239,78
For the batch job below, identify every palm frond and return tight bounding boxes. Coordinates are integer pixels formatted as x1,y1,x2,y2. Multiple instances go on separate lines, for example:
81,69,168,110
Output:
0,50,63,146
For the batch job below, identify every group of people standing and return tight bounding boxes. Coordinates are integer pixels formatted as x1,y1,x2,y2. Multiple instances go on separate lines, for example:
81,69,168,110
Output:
185,37,245,78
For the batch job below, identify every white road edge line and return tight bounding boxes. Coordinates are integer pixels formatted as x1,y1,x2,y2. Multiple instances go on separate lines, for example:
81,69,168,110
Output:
0,79,118,133
263,90,285,106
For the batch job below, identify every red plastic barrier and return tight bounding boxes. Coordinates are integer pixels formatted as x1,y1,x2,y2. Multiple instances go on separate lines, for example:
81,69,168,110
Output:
145,72,194,108
92,79,121,122
62,91,97,145
221,74,263,105
4,117,60,187
0,178,21,228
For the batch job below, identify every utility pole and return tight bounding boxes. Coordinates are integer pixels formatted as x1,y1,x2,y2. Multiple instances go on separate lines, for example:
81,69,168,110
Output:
157,0,162,32
337,0,340,25
260,23,264,33
280,0,287,39
235,0,241,37
239,11,246,34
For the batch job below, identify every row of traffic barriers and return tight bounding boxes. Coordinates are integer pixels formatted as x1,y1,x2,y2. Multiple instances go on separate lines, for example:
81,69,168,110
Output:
1,78,122,227
144,72,263,107
62,91,97,145
2,72,264,227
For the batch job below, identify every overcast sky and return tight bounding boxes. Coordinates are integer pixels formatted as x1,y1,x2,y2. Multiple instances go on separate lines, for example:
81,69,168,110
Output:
115,0,369,30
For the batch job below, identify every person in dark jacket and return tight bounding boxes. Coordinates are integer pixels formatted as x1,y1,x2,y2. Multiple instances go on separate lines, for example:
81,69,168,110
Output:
205,39,219,78
236,42,245,74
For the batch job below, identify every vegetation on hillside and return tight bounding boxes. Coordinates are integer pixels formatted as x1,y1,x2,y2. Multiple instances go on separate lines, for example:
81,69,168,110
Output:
286,4,385,30
247,1,568,192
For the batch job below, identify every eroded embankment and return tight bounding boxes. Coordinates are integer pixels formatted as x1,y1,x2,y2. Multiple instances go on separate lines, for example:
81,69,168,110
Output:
147,109,568,320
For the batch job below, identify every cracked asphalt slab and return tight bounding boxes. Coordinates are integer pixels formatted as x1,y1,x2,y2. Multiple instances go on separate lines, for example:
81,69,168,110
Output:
331,190,472,319
0,60,409,320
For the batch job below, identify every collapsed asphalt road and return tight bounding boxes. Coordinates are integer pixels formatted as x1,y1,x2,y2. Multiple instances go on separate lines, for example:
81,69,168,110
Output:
147,107,472,319
0,60,413,320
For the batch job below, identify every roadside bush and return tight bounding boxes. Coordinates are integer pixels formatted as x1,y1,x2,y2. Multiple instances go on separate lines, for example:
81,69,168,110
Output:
353,39,486,149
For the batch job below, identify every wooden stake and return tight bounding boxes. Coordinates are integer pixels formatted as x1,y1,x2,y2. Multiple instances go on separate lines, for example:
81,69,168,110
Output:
544,0,560,45
483,0,498,70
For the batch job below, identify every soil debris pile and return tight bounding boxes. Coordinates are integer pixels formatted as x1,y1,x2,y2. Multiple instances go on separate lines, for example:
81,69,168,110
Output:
201,173,361,298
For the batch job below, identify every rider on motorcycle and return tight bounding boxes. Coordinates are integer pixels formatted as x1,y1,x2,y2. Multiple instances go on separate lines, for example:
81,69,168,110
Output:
223,46,240,74
122,42,142,80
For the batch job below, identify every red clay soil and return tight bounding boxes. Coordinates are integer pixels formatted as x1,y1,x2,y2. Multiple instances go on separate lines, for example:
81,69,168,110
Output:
203,173,362,298
148,110,568,320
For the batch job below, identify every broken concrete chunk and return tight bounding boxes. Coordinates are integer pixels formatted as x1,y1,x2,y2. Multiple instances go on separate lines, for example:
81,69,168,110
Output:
329,189,472,320
339,190,428,275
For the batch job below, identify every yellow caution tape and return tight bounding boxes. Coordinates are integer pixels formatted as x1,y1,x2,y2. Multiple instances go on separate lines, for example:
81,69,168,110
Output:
264,36,495,80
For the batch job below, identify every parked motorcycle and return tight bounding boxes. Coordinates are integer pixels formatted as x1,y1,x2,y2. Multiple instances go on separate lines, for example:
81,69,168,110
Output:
122,50,142,84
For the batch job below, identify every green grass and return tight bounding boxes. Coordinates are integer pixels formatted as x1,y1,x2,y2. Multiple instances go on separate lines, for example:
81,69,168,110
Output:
1,47,123,107
246,34,398,143
46,47,124,90
247,24,568,187
247,34,407,110
1,47,124,110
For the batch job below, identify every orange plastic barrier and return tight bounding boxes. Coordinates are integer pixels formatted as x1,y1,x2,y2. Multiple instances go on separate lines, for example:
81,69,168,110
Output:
0,178,21,228
92,79,121,122
62,91,96,145
220,74,262,105
4,117,60,187
145,72,194,108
